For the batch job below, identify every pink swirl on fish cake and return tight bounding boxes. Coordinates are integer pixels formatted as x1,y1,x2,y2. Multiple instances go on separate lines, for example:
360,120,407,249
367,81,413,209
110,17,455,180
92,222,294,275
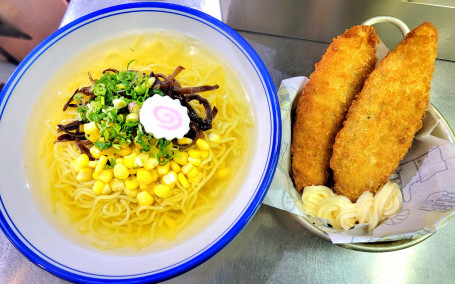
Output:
153,105,182,130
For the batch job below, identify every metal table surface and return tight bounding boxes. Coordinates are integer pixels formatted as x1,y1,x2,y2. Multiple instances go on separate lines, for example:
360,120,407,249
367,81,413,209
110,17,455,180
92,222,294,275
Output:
1,1,455,283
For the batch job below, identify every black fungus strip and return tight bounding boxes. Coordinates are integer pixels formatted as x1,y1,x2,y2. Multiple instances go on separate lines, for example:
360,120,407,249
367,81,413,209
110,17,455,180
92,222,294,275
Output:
173,79,181,88
184,94,214,131
56,122,86,139
188,122,203,141
173,84,219,95
79,86,94,97
79,140,93,146
172,122,202,149
166,66,185,82
77,86,95,101
151,73,166,90
57,120,84,132
61,131,86,139
88,72,96,84
63,89,78,111
75,140,95,160
54,135,94,160
103,68,119,74
155,73,167,80
63,87,94,111
54,134,76,143
185,104,205,126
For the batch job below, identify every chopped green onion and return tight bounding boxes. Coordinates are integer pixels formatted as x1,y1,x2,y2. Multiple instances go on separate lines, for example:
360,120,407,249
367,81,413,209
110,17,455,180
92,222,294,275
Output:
113,98,127,109
126,59,136,71
146,77,156,88
93,84,106,96
116,83,127,91
134,83,146,95
94,141,112,151
152,89,165,96
126,113,139,123
74,93,84,101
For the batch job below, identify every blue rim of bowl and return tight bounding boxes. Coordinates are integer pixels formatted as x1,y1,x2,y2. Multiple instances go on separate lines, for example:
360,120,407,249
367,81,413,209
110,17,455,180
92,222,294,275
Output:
0,2,281,283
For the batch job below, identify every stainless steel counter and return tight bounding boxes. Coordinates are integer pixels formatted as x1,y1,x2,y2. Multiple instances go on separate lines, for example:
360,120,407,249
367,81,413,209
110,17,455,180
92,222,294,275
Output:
1,1,454,283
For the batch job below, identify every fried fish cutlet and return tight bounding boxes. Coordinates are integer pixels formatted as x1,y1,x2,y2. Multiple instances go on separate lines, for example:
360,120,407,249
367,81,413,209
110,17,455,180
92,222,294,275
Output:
291,25,379,192
330,22,438,202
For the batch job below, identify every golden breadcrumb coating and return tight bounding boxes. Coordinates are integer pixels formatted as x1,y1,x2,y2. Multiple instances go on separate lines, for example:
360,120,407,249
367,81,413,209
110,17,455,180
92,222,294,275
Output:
291,25,379,192
331,22,438,202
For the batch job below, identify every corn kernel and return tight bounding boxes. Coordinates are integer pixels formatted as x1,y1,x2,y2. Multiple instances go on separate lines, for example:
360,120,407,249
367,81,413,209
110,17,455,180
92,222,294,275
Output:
92,171,100,180
76,167,92,182
216,167,231,179
84,122,100,142
124,153,138,169
209,133,220,143
129,168,138,175
95,156,108,172
187,167,198,178
177,137,193,145
99,169,113,183
162,171,177,185
89,146,101,159
134,153,149,168
124,187,137,197
125,176,139,190
177,173,190,188
146,182,157,192
113,164,129,179
153,184,171,198
115,158,125,165
137,169,153,185
110,178,125,191
188,157,201,166
137,191,154,206
92,181,105,195
84,121,97,134
78,154,89,167
150,169,158,183
71,159,80,173
173,152,188,165
188,149,202,158
101,147,116,157
150,146,160,156
88,161,98,168
86,132,100,143
102,184,112,195
181,163,193,174
157,163,170,175
131,146,141,155
170,161,180,173
196,139,211,151
201,151,209,160
145,157,159,170
134,141,143,150
118,146,132,156
72,154,90,172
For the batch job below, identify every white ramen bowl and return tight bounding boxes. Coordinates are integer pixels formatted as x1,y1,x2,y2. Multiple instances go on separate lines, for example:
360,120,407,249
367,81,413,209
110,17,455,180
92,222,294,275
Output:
0,3,280,282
